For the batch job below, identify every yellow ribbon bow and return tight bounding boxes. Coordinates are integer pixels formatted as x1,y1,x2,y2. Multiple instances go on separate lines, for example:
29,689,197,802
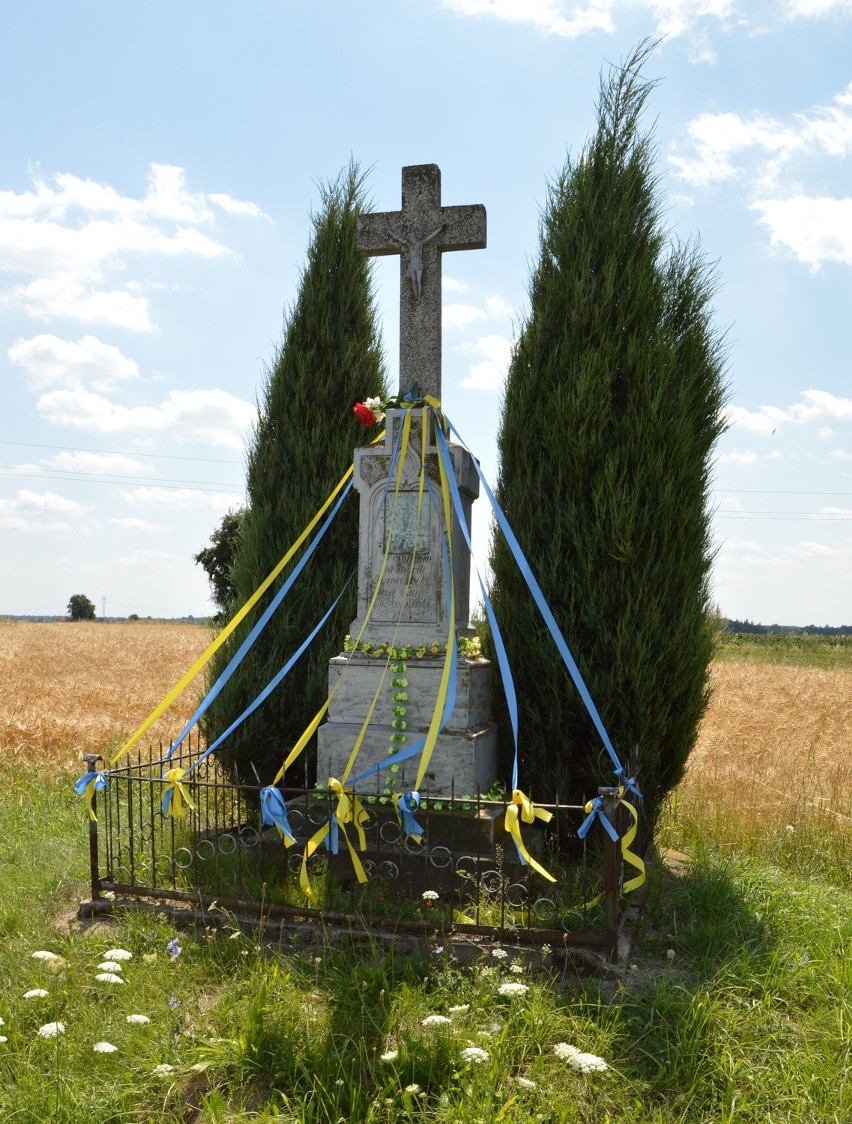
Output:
162,767,195,820
299,779,370,899
504,789,556,883
618,789,646,894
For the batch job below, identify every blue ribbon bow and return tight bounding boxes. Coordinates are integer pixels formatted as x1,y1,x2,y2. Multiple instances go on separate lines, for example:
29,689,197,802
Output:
259,786,297,846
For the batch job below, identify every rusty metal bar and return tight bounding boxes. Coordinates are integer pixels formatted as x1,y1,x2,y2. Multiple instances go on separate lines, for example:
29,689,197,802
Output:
82,753,102,900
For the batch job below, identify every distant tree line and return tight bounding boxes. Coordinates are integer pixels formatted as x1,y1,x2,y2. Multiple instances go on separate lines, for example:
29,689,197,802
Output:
725,619,851,636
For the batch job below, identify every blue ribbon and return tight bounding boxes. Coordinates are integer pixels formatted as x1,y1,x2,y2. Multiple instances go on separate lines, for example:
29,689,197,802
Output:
163,478,354,764
325,814,339,854
259,786,297,846
74,770,108,796
185,584,350,776
395,790,425,838
577,796,619,842
443,415,626,785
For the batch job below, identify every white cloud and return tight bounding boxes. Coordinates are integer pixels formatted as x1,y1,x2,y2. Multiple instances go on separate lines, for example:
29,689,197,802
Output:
751,195,852,269
111,517,167,532
485,294,515,319
830,449,852,460
115,487,237,511
0,163,262,329
0,489,90,515
439,0,615,39
725,390,852,435
444,303,488,329
784,0,852,17
4,278,154,331
8,333,140,390
443,276,469,293
717,449,781,466
670,81,852,266
110,548,179,570
458,333,515,390
36,387,255,448
0,516,73,534
46,452,152,475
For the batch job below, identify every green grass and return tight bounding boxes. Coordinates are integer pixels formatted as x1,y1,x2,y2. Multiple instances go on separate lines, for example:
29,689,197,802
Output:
1,762,849,1122
714,630,852,670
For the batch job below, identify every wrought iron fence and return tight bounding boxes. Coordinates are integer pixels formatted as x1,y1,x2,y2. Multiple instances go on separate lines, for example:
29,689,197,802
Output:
83,738,639,961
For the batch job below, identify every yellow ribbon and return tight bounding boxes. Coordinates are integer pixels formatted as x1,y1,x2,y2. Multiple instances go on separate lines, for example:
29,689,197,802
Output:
106,451,376,769
504,789,556,883
619,796,646,894
162,767,195,820
299,778,369,898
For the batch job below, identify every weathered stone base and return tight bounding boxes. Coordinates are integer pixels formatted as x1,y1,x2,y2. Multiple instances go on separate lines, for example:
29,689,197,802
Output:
316,653,499,796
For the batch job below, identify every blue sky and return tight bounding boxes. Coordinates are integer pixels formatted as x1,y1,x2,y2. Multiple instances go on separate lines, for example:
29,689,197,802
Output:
2,1,851,626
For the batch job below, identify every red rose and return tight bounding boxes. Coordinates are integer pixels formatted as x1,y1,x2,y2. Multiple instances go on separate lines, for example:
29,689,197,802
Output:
353,401,376,426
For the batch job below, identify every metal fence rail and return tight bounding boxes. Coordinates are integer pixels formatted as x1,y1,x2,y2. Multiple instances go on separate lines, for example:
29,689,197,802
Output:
83,740,637,960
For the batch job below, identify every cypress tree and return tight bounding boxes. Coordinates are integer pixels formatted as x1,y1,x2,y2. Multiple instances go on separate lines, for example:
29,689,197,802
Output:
488,43,728,831
206,163,388,788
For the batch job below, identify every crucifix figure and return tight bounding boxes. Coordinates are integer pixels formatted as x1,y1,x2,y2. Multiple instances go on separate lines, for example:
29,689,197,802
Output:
357,164,486,401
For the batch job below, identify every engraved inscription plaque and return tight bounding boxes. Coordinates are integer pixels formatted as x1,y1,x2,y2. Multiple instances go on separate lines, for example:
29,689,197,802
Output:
385,492,431,555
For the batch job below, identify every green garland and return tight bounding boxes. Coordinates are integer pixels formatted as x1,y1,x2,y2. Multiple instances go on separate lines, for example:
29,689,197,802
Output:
342,635,482,660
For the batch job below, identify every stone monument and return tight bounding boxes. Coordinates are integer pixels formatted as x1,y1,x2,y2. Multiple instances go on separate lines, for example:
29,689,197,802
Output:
316,164,498,797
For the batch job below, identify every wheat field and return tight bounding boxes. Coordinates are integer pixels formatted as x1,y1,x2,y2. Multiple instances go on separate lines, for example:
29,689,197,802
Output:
1,619,850,833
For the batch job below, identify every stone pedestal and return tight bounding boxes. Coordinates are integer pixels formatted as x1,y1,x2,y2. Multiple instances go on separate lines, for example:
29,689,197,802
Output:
317,407,498,795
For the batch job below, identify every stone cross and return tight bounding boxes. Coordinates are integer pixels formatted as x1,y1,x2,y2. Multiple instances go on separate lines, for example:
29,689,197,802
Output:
357,164,486,401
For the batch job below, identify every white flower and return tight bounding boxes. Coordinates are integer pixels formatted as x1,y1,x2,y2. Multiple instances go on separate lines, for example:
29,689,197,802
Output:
514,1076,537,1089
0,1017,3,1025
421,890,439,901
0,1036,7,1043
126,1014,150,1025
103,949,132,961
666,948,676,962
460,1046,490,1064
152,1063,175,1074
509,963,524,974
31,950,60,961
98,961,123,973
497,982,529,997
553,1042,608,1073
404,1083,421,1094
491,948,508,960
95,972,124,984
37,1022,65,1038
24,989,49,999
365,396,386,421
380,1049,398,1062
448,1004,469,1014
93,1041,118,1053
421,1014,451,1026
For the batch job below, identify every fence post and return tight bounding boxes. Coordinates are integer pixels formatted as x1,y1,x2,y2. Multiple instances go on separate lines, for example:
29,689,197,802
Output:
82,753,102,901
600,786,620,962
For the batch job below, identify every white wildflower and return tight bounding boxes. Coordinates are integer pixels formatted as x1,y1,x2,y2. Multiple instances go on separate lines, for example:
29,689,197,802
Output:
553,1042,608,1073
666,949,676,962
95,972,124,984
0,1036,7,1043
93,1041,118,1053
98,961,123,973
448,1004,469,1013
380,1049,398,1062
491,948,508,960
0,1017,3,1025
31,950,60,961
509,963,524,974
421,890,439,901
421,1014,451,1026
126,1014,151,1025
152,1063,175,1074
497,982,529,997
460,1046,490,1064
102,890,116,900
24,989,49,999
514,1076,537,1089
37,1021,65,1038
404,1083,421,1094
142,952,158,965
103,948,132,960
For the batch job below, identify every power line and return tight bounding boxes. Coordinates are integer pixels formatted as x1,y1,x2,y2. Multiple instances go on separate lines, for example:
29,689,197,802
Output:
0,439,243,465
0,465,244,493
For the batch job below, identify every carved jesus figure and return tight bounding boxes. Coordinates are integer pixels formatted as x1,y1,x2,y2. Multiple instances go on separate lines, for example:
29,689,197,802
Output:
386,224,445,300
